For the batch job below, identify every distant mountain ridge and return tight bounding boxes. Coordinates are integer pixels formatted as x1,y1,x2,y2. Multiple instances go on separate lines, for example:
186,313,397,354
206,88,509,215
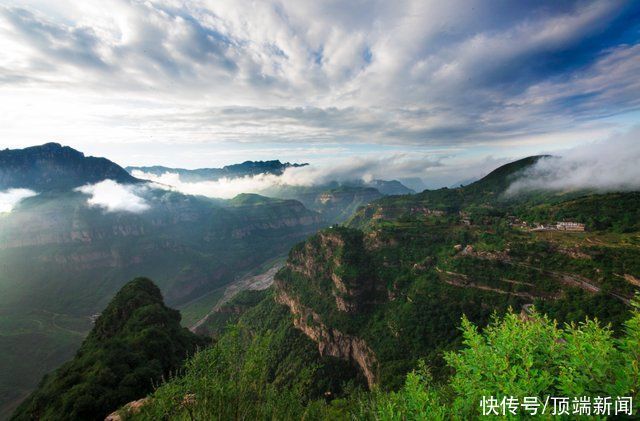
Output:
127,160,414,223
127,163,414,195
126,160,309,182
358,179,414,195
0,143,139,191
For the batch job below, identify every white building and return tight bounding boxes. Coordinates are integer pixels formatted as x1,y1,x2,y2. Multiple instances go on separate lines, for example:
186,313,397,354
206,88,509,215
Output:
556,221,585,231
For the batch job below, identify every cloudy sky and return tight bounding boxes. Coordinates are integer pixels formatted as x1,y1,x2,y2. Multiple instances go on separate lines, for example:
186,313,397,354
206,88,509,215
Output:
0,0,639,187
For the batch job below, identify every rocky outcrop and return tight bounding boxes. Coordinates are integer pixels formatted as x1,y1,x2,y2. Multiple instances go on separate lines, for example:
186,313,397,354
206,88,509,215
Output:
286,230,383,314
621,273,640,287
105,398,150,421
273,228,384,387
275,287,378,388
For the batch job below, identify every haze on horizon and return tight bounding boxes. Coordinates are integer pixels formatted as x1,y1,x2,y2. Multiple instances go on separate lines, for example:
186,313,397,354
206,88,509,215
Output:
0,0,639,188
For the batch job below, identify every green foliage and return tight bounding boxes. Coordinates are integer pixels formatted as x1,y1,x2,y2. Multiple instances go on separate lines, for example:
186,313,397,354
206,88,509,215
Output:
131,298,640,419
129,291,363,420
11,278,208,421
371,301,640,419
370,362,447,421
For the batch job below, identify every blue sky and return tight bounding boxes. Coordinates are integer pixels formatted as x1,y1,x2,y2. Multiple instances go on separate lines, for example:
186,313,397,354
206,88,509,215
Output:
0,0,639,187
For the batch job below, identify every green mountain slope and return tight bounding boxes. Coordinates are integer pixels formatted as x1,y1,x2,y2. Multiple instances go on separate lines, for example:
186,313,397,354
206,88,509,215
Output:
115,155,640,419
11,278,207,421
122,297,640,420
117,288,364,420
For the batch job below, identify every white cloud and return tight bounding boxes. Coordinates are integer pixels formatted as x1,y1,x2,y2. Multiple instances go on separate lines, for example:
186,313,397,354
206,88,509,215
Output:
132,154,446,198
75,179,150,213
0,0,637,155
135,122,640,198
507,126,640,194
132,170,282,199
0,188,37,213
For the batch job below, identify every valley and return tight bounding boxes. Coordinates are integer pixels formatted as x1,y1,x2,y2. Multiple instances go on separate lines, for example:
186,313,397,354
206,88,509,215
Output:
2,146,639,419
0,144,397,418
112,155,640,419
3,2,639,418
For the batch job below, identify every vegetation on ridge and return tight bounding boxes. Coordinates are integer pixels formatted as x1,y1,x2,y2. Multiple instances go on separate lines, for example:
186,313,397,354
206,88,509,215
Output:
125,298,640,420
11,278,208,421
9,153,640,419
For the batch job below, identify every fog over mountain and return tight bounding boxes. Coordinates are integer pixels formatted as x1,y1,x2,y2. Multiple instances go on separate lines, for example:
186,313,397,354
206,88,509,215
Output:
507,126,640,194
1,1,640,419
132,125,640,199
75,180,151,213
0,188,37,213
131,155,422,199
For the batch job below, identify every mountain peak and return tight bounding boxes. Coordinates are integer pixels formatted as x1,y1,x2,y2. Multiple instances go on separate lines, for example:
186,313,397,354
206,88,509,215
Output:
91,277,164,340
0,143,139,191
35,142,64,149
463,155,551,194
13,277,207,421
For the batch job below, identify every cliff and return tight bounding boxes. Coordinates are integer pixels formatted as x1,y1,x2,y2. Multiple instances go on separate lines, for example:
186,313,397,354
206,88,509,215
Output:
273,228,383,387
274,286,378,387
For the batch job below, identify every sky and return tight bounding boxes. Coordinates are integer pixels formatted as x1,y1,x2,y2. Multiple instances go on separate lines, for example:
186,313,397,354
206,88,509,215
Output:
0,0,639,188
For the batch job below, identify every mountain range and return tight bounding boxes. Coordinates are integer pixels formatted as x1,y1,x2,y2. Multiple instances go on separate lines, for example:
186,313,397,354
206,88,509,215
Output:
125,161,414,222
126,160,308,183
121,154,637,418
0,143,403,418
125,162,414,196
3,145,639,419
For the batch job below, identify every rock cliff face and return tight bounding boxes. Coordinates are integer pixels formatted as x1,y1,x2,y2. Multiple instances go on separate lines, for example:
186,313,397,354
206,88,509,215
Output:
285,229,383,314
273,228,383,387
274,286,378,387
